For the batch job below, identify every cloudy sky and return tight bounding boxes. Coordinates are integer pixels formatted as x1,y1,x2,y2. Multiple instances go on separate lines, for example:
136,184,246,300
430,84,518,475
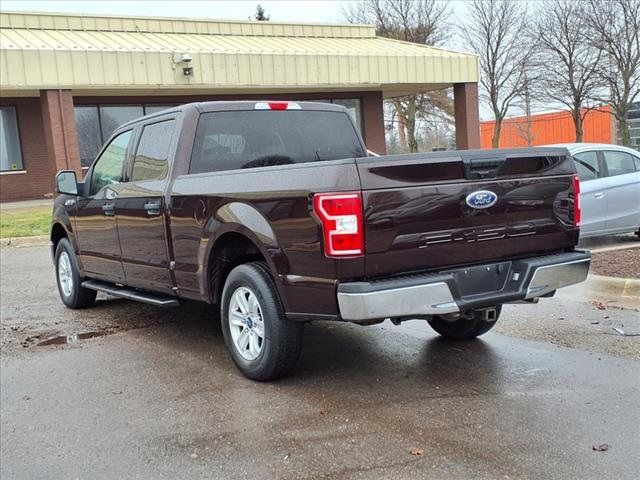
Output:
2,1,352,23
2,1,468,25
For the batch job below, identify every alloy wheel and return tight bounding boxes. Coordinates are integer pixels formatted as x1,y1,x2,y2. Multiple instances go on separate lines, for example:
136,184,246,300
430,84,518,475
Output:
57,251,74,297
228,286,265,361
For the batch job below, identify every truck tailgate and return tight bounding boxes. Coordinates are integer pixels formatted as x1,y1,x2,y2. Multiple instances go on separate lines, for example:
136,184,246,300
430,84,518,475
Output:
356,148,579,277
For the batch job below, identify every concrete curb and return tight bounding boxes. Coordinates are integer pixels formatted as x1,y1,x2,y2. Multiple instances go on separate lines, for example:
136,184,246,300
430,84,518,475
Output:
1,235,50,248
559,274,639,311
589,273,640,286
589,243,640,254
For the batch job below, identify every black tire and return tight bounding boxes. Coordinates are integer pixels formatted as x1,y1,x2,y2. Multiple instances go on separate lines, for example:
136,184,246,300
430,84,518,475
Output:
54,238,97,309
428,305,502,340
220,262,303,381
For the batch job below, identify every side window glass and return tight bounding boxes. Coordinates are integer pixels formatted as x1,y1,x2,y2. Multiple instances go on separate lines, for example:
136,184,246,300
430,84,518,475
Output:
603,151,636,177
572,151,600,181
633,154,640,171
131,120,175,181
90,130,132,196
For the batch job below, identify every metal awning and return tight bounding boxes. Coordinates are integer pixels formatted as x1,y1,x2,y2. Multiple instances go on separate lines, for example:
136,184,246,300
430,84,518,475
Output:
0,12,478,97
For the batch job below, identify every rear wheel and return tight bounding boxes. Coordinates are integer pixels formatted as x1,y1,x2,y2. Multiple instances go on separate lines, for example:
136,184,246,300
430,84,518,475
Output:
55,238,96,309
221,262,303,381
428,306,502,340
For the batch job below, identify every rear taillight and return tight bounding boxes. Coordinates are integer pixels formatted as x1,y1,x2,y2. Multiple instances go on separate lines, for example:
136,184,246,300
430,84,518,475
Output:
573,174,581,227
313,192,364,257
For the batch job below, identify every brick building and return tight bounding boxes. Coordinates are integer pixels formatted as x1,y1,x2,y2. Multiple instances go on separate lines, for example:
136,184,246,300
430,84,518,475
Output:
0,11,480,201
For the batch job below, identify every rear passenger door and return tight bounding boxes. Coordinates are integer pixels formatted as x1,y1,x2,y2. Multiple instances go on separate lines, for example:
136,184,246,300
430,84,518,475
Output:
116,117,177,293
573,150,607,236
601,150,640,232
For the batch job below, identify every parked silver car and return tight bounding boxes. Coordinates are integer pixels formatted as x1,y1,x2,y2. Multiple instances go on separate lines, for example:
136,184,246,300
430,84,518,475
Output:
550,143,640,238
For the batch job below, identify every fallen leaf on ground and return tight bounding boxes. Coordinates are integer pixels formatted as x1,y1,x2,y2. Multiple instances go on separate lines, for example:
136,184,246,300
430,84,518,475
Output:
592,443,609,452
410,447,424,456
190,452,198,459
590,301,607,310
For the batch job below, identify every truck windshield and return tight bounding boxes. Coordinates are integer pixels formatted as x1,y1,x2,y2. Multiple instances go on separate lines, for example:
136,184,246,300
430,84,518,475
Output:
189,110,365,174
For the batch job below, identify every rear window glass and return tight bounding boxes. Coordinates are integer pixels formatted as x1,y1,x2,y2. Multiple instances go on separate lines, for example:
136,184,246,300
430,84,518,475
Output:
189,110,365,174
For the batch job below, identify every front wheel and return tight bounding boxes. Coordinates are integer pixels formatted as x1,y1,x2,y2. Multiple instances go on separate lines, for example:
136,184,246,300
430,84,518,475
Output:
220,262,303,381
428,306,502,340
55,238,96,309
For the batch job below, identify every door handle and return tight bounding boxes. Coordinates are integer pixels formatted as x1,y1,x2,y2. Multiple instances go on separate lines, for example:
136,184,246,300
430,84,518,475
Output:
102,203,115,216
144,201,162,215
594,192,605,199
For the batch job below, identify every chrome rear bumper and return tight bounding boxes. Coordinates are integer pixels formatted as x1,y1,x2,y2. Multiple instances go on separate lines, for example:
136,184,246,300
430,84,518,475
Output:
337,251,590,321
525,258,591,299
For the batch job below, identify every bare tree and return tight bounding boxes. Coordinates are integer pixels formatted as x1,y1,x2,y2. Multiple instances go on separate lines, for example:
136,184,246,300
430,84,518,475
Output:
532,0,603,142
344,1,452,152
584,0,640,146
459,0,530,148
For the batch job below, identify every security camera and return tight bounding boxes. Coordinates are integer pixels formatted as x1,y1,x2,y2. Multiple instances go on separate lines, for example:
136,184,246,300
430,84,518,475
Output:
183,66,194,76
180,53,192,64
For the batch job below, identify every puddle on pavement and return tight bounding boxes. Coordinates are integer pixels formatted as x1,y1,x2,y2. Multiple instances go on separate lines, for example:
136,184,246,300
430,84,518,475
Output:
34,331,110,347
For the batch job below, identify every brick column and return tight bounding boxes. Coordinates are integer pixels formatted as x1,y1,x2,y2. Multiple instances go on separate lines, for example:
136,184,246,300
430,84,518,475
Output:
361,91,387,154
453,83,480,150
40,90,82,176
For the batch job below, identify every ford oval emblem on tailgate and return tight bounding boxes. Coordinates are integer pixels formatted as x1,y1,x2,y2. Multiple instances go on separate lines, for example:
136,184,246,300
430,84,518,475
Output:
465,190,498,209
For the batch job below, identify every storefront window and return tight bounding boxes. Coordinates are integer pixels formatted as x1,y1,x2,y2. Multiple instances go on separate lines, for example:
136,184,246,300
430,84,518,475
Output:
99,105,144,141
74,106,102,167
74,104,177,167
0,106,24,171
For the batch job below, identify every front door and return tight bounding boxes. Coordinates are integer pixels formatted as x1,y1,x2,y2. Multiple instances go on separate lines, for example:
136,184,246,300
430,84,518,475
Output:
573,150,607,236
116,118,177,293
75,130,133,282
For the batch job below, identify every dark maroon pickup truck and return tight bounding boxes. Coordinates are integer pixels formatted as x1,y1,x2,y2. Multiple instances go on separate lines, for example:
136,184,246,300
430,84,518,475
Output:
52,101,590,380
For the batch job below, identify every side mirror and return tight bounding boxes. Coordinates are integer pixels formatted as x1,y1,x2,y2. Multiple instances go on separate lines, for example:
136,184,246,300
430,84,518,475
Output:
55,170,79,196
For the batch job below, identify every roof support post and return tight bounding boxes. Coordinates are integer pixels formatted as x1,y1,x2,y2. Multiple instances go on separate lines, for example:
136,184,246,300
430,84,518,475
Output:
40,90,83,177
454,82,480,150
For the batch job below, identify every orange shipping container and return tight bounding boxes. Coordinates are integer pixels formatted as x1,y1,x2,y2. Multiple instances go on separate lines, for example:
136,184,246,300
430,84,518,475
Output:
480,107,614,149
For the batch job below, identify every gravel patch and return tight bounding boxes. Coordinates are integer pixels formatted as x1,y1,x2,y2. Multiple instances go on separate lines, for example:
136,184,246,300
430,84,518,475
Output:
590,248,640,279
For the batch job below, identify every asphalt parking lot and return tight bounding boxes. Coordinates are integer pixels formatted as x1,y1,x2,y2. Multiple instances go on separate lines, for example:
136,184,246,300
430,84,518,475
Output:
1,245,639,479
